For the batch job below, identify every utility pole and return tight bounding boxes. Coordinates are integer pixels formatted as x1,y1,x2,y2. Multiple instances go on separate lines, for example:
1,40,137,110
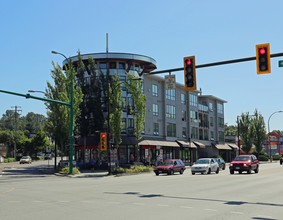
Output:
11,106,22,158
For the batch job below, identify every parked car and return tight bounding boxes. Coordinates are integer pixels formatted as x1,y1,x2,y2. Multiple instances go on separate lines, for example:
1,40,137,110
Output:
19,156,32,164
280,155,283,165
229,154,259,174
214,158,226,170
44,154,52,160
191,158,219,175
154,159,186,175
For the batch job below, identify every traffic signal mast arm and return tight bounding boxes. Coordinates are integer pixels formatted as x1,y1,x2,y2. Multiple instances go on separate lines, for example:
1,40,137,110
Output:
149,52,283,75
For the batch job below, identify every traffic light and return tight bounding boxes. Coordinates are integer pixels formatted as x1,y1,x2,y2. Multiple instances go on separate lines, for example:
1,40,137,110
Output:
184,56,196,91
256,43,271,74
100,132,107,151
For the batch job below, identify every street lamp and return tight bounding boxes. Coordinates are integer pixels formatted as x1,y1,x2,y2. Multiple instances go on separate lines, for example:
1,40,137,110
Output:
51,50,74,174
267,111,283,162
28,90,47,95
107,77,142,174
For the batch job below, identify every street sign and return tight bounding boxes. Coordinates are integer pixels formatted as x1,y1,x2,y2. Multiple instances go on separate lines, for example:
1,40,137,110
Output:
279,60,283,67
46,146,51,153
165,75,176,90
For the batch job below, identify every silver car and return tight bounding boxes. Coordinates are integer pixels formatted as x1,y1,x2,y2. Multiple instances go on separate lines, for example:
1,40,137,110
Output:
191,158,220,175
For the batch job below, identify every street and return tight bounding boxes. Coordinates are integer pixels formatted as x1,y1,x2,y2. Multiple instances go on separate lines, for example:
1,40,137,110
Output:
1,161,283,220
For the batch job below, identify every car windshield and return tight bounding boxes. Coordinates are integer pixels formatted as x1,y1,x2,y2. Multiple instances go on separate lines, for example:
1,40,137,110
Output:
196,159,209,164
234,156,250,161
22,156,29,159
161,161,174,166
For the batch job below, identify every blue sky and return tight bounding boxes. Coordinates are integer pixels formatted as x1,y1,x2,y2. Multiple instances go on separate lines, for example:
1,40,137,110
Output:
1,0,283,131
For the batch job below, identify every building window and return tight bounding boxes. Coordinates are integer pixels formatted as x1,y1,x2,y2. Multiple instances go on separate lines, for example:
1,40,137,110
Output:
210,117,214,127
122,118,126,133
189,93,197,107
209,102,213,112
135,64,140,72
166,89,175,100
181,93,186,104
217,103,224,114
182,127,187,138
99,62,107,69
153,104,159,116
190,110,198,122
182,110,186,121
109,62,116,69
119,62,126,69
191,127,198,139
128,118,134,134
219,131,224,142
167,123,176,137
210,131,214,140
153,123,159,135
218,117,224,128
204,130,209,140
166,105,176,119
152,84,158,96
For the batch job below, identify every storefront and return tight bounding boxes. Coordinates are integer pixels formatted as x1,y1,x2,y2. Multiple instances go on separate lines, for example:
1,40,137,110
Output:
139,139,180,166
176,140,197,164
212,143,233,162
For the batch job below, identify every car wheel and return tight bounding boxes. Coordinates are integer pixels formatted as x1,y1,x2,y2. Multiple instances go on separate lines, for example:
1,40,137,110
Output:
207,168,211,174
239,171,242,174
216,168,219,174
255,166,259,173
167,171,171,175
155,172,159,176
222,164,226,170
280,161,282,165
230,170,234,174
180,169,184,174
247,168,252,174
191,172,195,175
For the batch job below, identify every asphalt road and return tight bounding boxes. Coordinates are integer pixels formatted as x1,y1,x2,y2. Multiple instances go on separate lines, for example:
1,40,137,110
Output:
1,160,283,220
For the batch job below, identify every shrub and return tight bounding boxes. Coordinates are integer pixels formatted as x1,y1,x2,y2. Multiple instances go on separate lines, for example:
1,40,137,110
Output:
59,166,80,174
258,155,269,161
4,158,16,163
111,165,153,175
272,155,281,160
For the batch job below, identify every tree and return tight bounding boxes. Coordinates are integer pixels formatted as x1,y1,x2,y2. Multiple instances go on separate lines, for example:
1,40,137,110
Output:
124,72,146,161
45,61,83,156
76,53,104,147
252,109,266,155
239,112,254,154
30,130,50,155
109,73,124,147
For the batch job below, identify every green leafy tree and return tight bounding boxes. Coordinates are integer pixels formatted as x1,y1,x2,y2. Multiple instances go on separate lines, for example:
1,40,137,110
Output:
109,73,124,147
76,53,104,147
124,72,146,161
45,61,83,156
252,109,266,155
239,112,254,154
30,130,50,155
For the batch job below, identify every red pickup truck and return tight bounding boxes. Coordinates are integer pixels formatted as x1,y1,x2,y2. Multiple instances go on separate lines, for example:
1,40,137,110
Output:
229,154,259,174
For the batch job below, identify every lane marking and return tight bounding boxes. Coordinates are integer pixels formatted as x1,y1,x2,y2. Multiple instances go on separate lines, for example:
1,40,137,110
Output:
205,208,217,212
230,211,244,215
180,206,192,209
133,203,145,206
2,186,15,194
259,170,283,175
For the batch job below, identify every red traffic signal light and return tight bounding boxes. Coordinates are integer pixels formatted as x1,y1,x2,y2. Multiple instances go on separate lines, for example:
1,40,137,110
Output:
100,132,107,151
184,56,196,91
256,43,271,74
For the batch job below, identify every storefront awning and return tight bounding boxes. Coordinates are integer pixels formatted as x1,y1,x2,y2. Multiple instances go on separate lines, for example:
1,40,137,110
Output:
139,139,179,147
193,141,206,148
213,144,232,150
228,143,239,149
176,140,197,149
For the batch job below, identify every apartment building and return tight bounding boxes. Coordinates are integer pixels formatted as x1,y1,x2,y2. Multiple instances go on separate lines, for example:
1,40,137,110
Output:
68,52,235,168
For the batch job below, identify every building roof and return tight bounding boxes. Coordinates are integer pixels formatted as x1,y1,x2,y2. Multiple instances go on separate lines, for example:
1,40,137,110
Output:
198,95,227,103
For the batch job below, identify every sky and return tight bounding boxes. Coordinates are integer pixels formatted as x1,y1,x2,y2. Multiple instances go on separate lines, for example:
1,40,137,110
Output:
1,0,283,131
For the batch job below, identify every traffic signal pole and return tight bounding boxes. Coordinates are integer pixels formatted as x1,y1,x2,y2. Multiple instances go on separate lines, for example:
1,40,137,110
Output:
149,52,283,75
